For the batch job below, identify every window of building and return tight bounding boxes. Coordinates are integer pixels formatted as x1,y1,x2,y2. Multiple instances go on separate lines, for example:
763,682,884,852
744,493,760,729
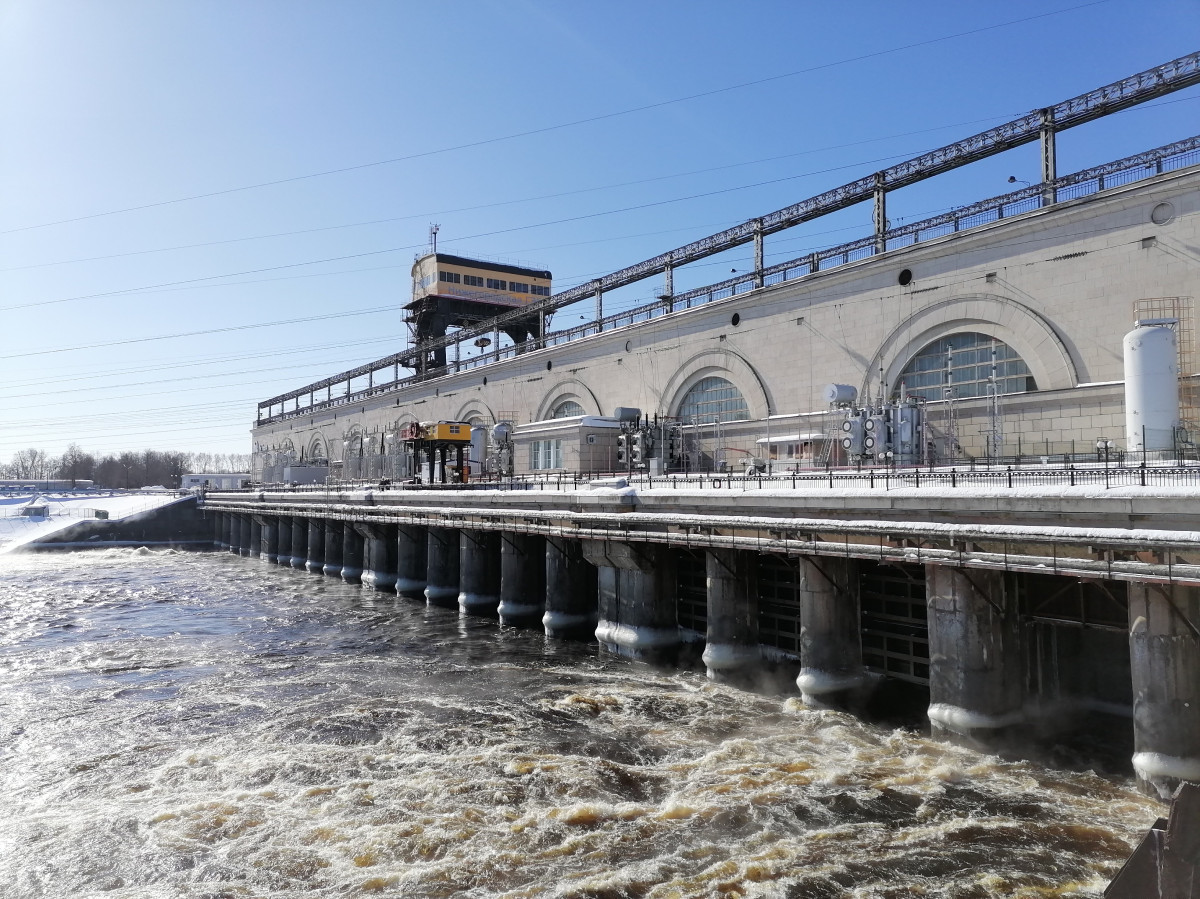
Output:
417,273,436,289
531,285,551,296
895,332,1037,400
439,271,462,284
509,281,529,293
463,274,485,287
486,278,507,290
551,400,585,419
530,439,562,470
677,376,749,424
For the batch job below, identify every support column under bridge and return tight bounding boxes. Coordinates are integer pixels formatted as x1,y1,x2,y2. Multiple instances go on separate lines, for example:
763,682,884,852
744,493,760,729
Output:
544,536,597,639
925,566,1024,745
1129,582,1200,797
395,525,427,599
584,540,678,662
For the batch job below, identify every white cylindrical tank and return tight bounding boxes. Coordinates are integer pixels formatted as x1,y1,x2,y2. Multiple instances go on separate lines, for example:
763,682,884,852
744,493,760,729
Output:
822,383,857,406
1124,324,1179,452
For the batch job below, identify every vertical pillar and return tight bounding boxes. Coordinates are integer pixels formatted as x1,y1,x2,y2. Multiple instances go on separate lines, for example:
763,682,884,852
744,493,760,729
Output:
359,523,398,591
259,515,279,564
306,519,325,573
228,514,242,554
247,517,261,559
220,513,232,552
425,527,460,608
498,532,546,627
341,524,364,583
1129,583,1200,798
395,525,428,599
796,557,864,706
1039,107,1057,205
290,518,308,570
237,515,252,556
211,513,223,550
322,520,343,577
872,173,887,255
543,535,597,638
702,548,759,683
594,282,604,329
753,219,764,289
925,565,1023,744
662,263,673,302
459,529,501,615
584,541,678,662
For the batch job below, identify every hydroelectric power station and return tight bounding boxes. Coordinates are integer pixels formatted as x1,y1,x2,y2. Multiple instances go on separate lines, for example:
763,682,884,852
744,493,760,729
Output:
205,54,1200,800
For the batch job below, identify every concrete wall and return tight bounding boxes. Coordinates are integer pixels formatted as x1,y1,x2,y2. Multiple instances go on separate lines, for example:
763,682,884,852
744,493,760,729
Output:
253,167,1200,475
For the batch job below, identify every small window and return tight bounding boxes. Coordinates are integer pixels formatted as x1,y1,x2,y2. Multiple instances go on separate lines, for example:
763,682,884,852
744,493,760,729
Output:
486,278,507,290
464,274,484,287
531,285,551,296
510,281,529,293
439,271,461,284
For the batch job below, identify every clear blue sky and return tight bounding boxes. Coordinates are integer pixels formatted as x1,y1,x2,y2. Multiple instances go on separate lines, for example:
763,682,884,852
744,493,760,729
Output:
1,0,1197,460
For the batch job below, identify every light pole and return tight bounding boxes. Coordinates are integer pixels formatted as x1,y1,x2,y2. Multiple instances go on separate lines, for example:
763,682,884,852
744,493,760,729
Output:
1097,438,1113,488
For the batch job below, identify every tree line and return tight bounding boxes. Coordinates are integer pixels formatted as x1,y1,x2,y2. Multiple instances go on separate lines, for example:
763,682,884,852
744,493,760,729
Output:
3,445,252,489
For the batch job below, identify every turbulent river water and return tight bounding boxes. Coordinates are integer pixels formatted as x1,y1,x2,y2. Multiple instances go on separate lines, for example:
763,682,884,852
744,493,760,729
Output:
0,548,1164,898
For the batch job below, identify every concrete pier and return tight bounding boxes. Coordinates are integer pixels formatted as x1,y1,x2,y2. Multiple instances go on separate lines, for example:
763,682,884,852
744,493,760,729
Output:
240,516,254,556
925,566,1023,744
287,518,306,570
258,516,279,564
220,513,232,552
360,524,398,592
1129,582,1200,797
322,521,343,577
459,530,501,615
212,513,224,550
585,541,679,662
797,557,865,706
341,524,364,584
498,533,546,627
543,536,597,638
395,525,427,598
425,527,460,608
247,518,261,559
702,548,760,683
306,520,324,573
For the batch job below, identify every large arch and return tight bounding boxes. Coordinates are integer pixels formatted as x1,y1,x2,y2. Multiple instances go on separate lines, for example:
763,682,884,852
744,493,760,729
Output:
660,348,770,420
865,293,1078,401
453,400,497,425
307,433,328,462
534,378,603,422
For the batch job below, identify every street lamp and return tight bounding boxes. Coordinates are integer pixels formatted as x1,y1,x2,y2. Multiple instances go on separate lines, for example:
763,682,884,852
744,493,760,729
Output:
1096,438,1114,465
1007,175,1030,187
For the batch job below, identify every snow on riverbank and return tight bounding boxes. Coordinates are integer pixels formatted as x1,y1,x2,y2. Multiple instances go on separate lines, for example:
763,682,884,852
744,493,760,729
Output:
0,492,189,553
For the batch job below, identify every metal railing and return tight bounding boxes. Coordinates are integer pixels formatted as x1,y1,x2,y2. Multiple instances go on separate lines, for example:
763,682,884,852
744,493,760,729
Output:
249,460,1200,495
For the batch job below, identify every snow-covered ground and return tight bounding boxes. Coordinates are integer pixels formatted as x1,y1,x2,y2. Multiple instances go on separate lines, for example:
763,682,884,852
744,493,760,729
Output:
0,491,188,553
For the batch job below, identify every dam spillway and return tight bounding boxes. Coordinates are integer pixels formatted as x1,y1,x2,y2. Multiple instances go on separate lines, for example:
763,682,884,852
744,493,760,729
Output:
202,469,1200,799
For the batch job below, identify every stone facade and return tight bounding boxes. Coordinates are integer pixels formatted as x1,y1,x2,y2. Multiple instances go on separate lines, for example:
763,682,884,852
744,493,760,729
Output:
252,165,1200,477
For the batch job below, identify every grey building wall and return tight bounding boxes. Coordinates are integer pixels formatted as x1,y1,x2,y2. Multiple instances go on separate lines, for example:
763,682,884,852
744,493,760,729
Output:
252,166,1200,476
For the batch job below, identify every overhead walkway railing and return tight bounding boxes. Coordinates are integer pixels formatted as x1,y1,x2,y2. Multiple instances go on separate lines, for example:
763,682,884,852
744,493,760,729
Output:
258,52,1200,423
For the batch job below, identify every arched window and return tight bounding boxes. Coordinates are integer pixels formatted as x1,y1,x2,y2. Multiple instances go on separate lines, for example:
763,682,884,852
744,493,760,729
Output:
895,332,1036,400
677,376,749,424
551,400,585,419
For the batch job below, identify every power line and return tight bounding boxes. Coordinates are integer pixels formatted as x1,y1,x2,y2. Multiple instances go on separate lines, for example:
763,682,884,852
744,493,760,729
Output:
0,1,1110,236
0,147,929,317
0,114,1018,274
1,306,398,360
